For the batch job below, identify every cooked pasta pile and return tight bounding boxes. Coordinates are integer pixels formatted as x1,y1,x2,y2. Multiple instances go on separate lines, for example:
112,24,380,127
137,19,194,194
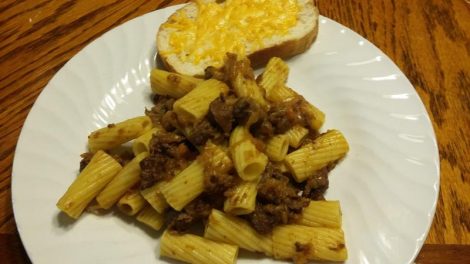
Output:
57,54,349,264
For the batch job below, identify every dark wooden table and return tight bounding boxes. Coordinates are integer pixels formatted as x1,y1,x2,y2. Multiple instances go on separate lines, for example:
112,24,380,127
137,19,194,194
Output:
1,0,469,263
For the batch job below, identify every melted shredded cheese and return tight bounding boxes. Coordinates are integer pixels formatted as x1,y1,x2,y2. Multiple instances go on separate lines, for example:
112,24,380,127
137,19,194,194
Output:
162,0,299,67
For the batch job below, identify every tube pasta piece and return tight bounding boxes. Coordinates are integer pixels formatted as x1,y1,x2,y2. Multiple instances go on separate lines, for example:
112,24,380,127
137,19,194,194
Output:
229,126,267,181
265,134,289,161
233,77,267,108
136,205,165,231
204,209,272,256
173,79,228,125
117,189,146,216
273,225,347,262
223,179,258,215
226,54,267,107
140,181,169,214
298,201,342,228
285,130,349,182
228,126,250,146
96,152,149,209
150,69,203,98
231,139,268,181
200,142,233,174
285,125,309,148
86,202,107,215
132,127,162,156
161,231,238,264
88,116,152,152
266,85,298,103
160,160,205,211
301,101,325,131
57,151,122,219
258,57,289,94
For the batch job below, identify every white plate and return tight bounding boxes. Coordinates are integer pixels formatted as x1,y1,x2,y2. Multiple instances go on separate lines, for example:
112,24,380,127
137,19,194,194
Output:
12,5,439,264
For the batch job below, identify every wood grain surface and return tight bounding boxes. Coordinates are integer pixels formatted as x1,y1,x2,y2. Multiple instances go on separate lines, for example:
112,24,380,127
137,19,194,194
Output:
0,0,469,263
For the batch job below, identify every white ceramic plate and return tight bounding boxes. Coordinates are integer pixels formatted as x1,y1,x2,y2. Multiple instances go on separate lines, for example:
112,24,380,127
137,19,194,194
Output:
12,5,439,264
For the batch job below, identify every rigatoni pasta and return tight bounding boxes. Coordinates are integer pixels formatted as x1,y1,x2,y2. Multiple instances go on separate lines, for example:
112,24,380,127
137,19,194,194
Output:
233,78,267,107
117,189,147,216
58,53,350,264
231,139,268,181
285,125,309,148
229,126,268,181
160,160,205,211
136,205,165,231
140,182,169,214
285,129,349,182
273,225,347,262
57,150,122,219
173,79,228,125
223,179,258,215
96,152,149,209
161,231,238,264
201,142,233,174
265,134,289,161
266,85,297,103
226,54,267,107
228,126,250,146
258,57,289,94
88,116,152,152
302,101,326,131
204,209,272,256
132,127,161,156
298,201,342,228
150,69,203,98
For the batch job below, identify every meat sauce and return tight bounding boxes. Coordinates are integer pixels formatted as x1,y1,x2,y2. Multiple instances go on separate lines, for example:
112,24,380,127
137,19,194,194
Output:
88,84,332,234
246,163,310,234
139,95,199,189
140,131,196,189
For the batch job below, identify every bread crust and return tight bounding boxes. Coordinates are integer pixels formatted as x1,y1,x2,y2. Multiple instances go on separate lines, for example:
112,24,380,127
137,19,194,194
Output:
248,13,318,69
157,52,178,75
157,2,319,77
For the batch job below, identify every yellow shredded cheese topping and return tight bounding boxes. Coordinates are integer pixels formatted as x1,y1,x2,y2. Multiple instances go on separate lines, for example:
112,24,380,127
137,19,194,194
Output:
161,0,299,67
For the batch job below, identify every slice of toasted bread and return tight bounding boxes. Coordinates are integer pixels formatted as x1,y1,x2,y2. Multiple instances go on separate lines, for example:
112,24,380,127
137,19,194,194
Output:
157,0,319,77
